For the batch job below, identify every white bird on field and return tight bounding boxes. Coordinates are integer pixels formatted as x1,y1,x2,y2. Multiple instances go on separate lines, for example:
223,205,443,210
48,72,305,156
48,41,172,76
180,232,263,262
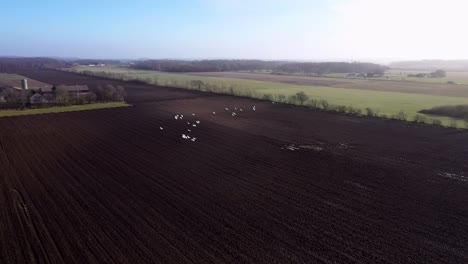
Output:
182,134,187,139
187,129,191,132
180,115,184,119
175,115,179,120
191,138,197,142
213,112,216,115
253,106,256,111
187,122,191,125
225,108,229,111
235,107,237,110
232,112,236,116
240,109,243,112
196,121,200,124
160,127,163,130
193,124,197,127
192,113,195,116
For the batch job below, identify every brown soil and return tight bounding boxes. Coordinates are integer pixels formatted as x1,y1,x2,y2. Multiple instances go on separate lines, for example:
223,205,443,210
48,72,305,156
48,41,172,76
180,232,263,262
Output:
0,69,467,263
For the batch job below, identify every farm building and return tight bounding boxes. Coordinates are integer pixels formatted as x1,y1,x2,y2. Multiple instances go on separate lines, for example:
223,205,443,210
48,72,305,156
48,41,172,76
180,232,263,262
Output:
32,85,90,96
58,85,90,96
344,73,358,78
30,92,47,104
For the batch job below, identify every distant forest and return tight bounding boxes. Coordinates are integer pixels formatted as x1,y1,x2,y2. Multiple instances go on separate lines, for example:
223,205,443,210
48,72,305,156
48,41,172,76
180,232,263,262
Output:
131,60,283,72
130,60,389,74
0,58,70,71
274,62,388,75
0,57,388,75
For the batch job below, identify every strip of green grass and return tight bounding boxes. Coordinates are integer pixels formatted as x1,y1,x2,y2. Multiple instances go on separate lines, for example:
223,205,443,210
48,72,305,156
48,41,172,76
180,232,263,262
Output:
0,102,129,117
67,66,468,128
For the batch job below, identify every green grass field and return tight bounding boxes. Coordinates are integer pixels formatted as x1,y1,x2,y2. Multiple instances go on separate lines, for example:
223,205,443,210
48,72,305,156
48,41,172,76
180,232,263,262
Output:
0,102,129,117
326,70,468,84
68,66,468,128
253,70,468,85
382,70,468,84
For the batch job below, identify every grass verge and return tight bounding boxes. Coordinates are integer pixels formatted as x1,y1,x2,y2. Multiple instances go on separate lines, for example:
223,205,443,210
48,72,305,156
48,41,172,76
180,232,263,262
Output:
65,66,468,128
0,102,129,117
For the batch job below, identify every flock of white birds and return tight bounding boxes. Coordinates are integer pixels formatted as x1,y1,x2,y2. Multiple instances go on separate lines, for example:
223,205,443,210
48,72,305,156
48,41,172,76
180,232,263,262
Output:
159,105,257,143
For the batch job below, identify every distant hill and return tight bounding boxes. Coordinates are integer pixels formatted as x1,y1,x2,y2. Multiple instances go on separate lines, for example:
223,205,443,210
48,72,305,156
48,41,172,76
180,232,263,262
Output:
390,60,468,71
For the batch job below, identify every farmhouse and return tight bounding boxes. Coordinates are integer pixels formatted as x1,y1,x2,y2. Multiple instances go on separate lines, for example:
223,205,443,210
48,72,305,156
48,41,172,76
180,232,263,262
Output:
30,92,47,104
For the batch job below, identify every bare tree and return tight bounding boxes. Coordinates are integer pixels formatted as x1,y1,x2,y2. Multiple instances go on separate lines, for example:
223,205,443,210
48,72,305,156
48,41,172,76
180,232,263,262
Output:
190,80,204,90
288,95,298,104
277,94,286,103
295,91,309,105
115,85,127,101
319,99,329,110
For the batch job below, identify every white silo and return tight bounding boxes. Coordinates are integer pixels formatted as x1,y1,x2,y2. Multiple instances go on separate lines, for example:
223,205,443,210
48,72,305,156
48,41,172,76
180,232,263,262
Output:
21,79,28,90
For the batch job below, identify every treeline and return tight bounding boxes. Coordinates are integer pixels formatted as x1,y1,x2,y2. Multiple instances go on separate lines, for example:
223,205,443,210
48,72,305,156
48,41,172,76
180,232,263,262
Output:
70,59,123,65
131,60,283,72
130,60,388,74
275,62,389,75
0,58,70,71
407,70,446,78
0,58,389,75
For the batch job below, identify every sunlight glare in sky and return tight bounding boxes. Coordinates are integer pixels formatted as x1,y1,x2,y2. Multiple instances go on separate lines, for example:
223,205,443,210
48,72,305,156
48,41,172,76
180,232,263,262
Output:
1,0,467,60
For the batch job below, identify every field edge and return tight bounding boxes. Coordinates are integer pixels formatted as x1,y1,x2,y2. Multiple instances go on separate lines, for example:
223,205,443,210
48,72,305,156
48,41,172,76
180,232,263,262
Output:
0,102,130,117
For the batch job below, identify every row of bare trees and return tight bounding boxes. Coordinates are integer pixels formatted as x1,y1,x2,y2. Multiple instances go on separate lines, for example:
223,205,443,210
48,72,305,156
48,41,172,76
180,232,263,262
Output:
131,60,389,75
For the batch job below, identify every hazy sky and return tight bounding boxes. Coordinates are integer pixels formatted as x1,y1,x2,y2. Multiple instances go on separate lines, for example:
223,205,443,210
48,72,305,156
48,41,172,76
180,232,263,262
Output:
2,0,468,61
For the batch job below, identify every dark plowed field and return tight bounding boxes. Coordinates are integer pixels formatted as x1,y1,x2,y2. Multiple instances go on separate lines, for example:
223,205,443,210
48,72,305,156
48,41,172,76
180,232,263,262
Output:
1,69,467,263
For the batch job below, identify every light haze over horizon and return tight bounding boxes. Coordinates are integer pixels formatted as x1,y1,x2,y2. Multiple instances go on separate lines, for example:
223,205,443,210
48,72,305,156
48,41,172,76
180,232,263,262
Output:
2,0,468,62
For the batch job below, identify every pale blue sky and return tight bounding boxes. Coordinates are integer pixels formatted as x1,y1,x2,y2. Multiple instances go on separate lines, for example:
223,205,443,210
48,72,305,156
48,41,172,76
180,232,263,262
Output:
1,0,468,60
